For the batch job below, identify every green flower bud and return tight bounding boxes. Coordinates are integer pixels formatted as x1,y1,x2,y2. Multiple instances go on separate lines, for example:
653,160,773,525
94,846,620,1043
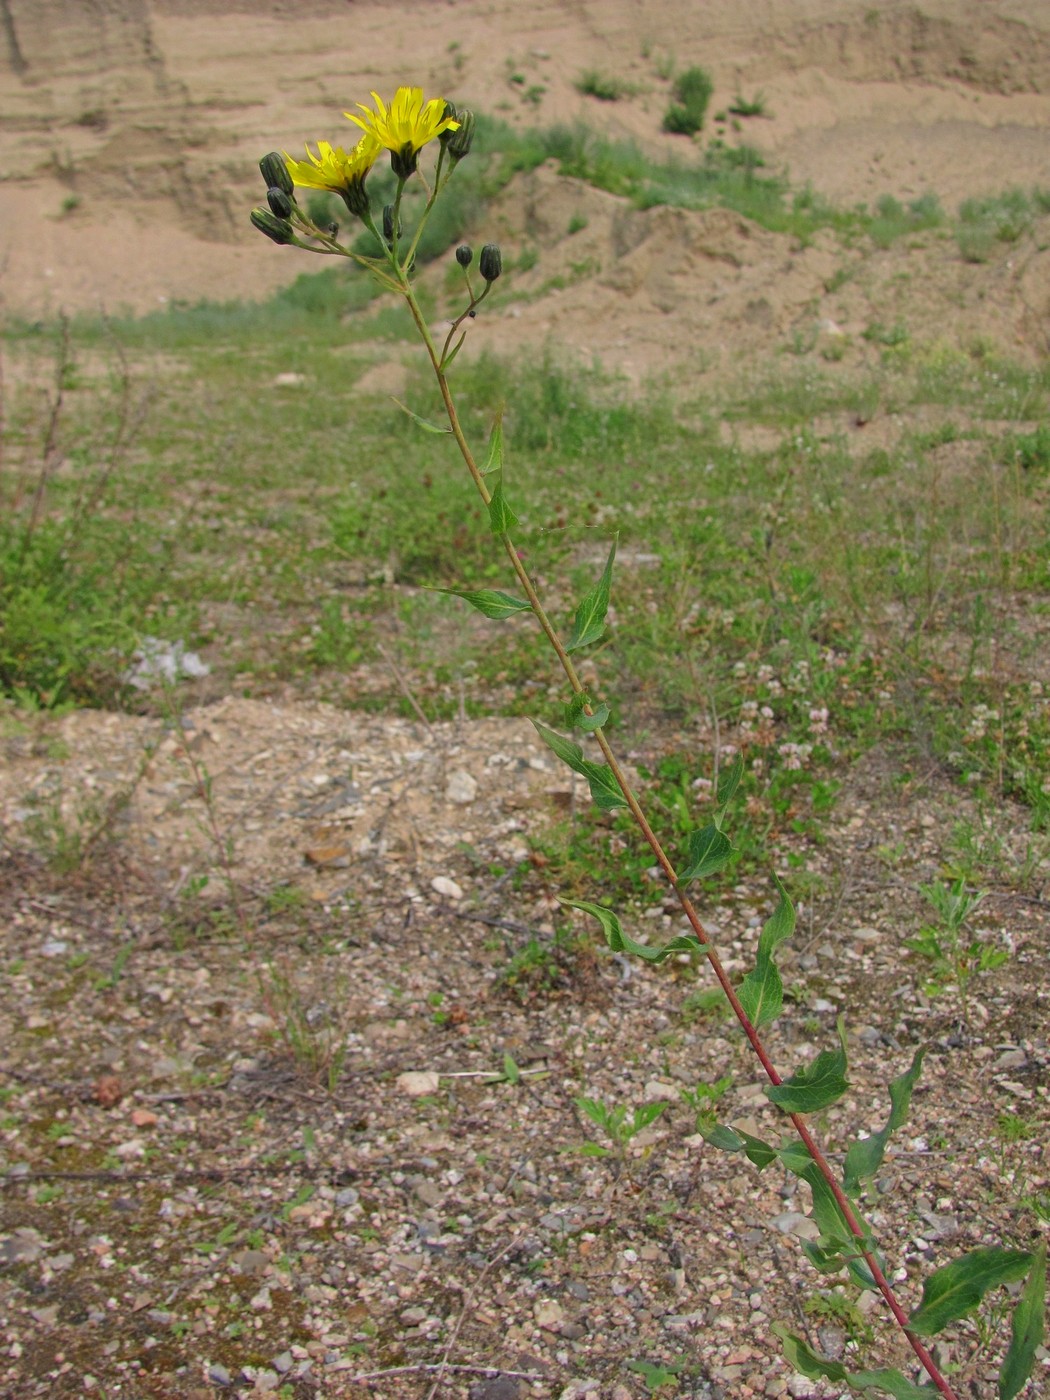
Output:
383,204,402,243
251,207,294,245
438,100,459,145
338,180,371,219
455,244,473,268
266,186,293,219
446,109,476,163
479,243,502,283
259,151,294,197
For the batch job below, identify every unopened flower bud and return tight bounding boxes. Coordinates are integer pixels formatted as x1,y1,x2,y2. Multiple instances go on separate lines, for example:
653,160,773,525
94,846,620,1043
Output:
267,186,293,218
383,204,402,243
446,109,475,163
456,244,473,268
479,243,502,283
438,100,459,144
259,151,294,197
251,207,294,245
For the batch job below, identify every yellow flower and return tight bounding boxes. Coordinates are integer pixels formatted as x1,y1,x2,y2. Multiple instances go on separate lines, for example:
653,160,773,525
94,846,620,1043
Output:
283,133,381,216
345,86,459,177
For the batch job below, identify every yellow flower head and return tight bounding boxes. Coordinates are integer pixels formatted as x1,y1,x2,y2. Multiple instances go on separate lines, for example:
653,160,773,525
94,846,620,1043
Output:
283,133,381,217
345,86,459,178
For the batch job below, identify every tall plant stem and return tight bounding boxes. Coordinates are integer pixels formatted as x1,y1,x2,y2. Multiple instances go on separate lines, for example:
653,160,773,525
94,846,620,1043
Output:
400,283,958,1400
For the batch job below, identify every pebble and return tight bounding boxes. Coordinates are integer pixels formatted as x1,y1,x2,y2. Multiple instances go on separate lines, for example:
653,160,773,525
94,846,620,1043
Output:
431,875,464,900
534,1298,564,1330
771,1211,820,1239
207,1364,231,1385
397,1070,440,1096
446,770,478,804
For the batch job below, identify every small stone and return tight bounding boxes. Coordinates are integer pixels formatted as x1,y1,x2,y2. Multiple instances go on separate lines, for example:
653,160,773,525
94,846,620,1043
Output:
130,1108,158,1128
642,1079,678,1103
431,875,464,900
304,844,351,869
207,1364,231,1385
397,1071,441,1097
771,1211,820,1240
272,1352,293,1374
446,770,478,804
273,372,306,387
400,1306,428,1325
231,1249,269,1277
534,1298,564,1331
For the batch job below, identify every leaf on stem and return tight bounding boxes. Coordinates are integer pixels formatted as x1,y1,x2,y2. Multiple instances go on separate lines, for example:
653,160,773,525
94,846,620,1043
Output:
737,876,796,1029
716,752,744,809
391,398,452,434
566,536,617,652
843,1048,926,1192
563,898,700,964
766,1018,849,1114
700,1121,778,1169
908,1246,1033,1337
772,1329,940,1398
440,332,467,372
679,823,733,882
433,587,532,620
999,1242,1045,1400
482,412,504,475
531,720,627,811
487,470,518,534
565,693,610,732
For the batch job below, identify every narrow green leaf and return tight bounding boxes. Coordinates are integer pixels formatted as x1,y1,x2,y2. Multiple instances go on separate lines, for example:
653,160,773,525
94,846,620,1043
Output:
773,1326,847,1382
578,759,629,810
566,536,617,652
440,331,467,371
502,1052,521,1085
435,587,532,620
757,875,795,961
843,1370,940,1399
909,1246,1033,1337
531,722,626,810
679,823,734,882
487,471,518,534
844,1049,926,1192
532,720,585,771
391,398,452,434
576,1142,610,1157
702,1123,746,1153
701,1122,779,1169
999,1242,1046,1400
575,1096,608,1129
482,413,504,475
738,957,783,1029
716,752,744,807
563,898,701,964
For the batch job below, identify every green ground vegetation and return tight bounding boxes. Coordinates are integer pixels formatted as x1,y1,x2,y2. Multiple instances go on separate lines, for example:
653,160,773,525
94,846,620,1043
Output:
2,121,1049,891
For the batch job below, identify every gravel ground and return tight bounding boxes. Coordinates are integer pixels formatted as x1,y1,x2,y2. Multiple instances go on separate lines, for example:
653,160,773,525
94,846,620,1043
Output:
1,700,1047,1399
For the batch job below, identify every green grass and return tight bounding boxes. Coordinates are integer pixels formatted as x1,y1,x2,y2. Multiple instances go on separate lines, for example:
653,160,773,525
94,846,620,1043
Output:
4,119,1050,853
575,70,636,102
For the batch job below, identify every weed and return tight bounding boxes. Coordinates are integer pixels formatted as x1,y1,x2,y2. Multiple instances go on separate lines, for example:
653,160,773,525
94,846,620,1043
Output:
662,66,713,136
905,879,1007,1021
575,70,635,102
729,92,769,118
573,1095,666,1162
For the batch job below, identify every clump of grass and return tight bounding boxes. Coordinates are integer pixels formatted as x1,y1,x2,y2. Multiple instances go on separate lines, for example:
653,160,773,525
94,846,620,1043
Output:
728,91,769,118
662,66,713,136
575,69,634,102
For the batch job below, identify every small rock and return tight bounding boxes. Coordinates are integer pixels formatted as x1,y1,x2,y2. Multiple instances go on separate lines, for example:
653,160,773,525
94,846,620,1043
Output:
273,372,306,387
469,1377,522,1400
272,1353,293,1374
446,770,478,804
771,1211,820,1240
40,940,68,958
534,1298,564,1331
642,1079,678,1103
397,1071,440,1097
207,1364,231,1385
304,844,351,869
400,1306,429,1325
231,1249,269,1277
431,875,464,900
